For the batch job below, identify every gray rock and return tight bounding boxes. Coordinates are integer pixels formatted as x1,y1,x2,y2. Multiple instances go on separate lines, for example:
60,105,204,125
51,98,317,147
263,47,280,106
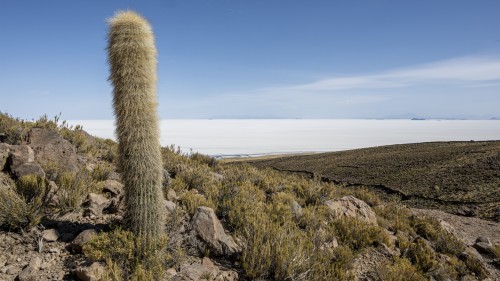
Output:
106,171,121,182
75,262,105,281
49,248,60,254
192,206,240,256
166,188,178,201
42,229,60,242
83,193,110,216
165,200,177,215
7,145,34,171
473,237,495,255
102,180,123,197
210,172,224,182
28,128,79,172
0,143,11,170
475,236,491,244
71,229,97,253
18,256,41,281
1,264,20,275
172,257,238,281
163,169,171,188
290,200,303,217
12,162,45,179
324,196,378,225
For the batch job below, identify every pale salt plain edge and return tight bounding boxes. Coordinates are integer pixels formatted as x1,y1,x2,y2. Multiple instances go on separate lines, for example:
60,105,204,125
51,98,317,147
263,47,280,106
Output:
67,119,500,158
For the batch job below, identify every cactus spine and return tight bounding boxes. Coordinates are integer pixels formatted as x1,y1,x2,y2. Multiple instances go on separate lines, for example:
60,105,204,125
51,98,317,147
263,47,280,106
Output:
107,11,164,243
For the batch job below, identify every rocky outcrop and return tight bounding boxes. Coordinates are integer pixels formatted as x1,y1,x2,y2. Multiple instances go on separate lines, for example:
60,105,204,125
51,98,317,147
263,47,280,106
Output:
324,196,378,225
192,207,240,257
28,128,78,172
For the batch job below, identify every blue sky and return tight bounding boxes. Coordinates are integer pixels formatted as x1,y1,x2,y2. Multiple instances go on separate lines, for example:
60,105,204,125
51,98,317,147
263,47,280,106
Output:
1,0,499,119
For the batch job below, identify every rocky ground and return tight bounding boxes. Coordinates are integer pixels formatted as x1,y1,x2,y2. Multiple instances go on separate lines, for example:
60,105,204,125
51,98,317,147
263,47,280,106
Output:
1,117,499,280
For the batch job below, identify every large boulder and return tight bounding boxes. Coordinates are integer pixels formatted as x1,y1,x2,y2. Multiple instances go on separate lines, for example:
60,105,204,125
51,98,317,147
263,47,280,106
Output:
28,128,78,172
192,206,240,256
324,196,378,225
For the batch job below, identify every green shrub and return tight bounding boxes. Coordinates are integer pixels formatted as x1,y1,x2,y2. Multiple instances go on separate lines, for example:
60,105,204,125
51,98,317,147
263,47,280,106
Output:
178,189,214,215
0,175,51,230
375,257,426,281
0,186,31,230
332,217,390,250
84,228,167,280
404,238,438,272
411,216,465,256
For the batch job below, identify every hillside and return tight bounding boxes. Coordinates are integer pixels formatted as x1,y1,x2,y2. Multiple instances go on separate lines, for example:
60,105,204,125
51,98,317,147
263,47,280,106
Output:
245,141,500,221
0,113,499,280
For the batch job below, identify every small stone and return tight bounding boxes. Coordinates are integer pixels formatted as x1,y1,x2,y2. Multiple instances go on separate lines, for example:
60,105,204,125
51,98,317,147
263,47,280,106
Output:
210,172,224,181
16,258,22,262
42,229,60,242
40,262,51,270
71,229,97,254
166,188,177,201
290,200,303,217
166,267,177,277
102,180,123,197
3,265,20,275
49,248,60,254
75,262,105,281
163,169,171,188
475,236,491,244
164,200,177,214
18,256,41,281
83,193,110,216
106,171,121,182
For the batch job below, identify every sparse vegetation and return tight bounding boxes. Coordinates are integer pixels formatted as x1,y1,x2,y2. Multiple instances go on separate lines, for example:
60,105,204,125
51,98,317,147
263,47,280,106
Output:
248,141,500,220
0,113,497,280
83,228,167,280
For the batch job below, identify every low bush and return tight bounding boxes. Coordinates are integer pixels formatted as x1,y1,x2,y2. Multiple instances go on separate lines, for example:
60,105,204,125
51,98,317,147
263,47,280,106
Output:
0,175,52,230
83,228,167,280
375,257,426,281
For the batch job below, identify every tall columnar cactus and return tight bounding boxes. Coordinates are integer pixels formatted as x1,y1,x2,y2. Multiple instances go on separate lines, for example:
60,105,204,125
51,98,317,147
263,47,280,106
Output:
107,11,164,243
